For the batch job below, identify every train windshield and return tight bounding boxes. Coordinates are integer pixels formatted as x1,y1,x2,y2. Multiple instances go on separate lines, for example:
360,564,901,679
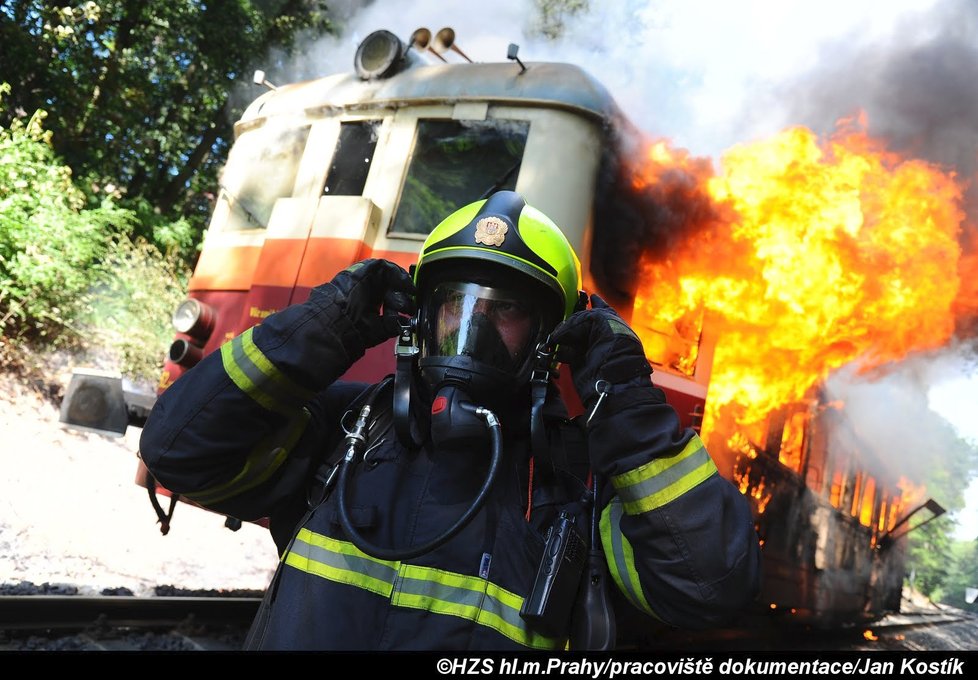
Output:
391,119,529,235
219,123,310,230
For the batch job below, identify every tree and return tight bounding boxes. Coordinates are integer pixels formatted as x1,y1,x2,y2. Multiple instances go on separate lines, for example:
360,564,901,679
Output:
0,1,334,249
903,420,978,599
937,539,978,613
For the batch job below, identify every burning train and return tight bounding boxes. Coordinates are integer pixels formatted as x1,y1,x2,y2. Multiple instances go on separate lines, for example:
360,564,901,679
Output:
61,27,962,629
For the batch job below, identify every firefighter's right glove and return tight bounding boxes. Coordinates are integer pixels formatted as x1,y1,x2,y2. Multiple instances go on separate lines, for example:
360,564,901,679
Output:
550,294,655,414
310,259,416,352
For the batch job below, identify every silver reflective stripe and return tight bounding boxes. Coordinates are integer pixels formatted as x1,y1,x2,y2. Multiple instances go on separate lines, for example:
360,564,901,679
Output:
283,530,562,649
612,435,718,515
600,497,655,617
222,327,313,414
393,564,562,650
396,573,486,610
285,529,399,598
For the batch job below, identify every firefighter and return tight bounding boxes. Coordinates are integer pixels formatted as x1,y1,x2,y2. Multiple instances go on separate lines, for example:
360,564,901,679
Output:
139,191,761,650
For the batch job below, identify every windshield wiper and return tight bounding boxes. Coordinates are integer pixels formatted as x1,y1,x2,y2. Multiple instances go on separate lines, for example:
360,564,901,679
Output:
219,184,266,228
478,160,522,200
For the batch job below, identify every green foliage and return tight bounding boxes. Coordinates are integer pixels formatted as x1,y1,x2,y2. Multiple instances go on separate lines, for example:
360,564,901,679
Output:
530,0,590,40
902,417,978,600
937,539,978,613
906,516,954,596
0,83,132,342
1,83,189,381
78,236,189,383
1,0,334,373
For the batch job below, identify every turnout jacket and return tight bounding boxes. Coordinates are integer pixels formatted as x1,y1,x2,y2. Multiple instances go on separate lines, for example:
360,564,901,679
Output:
139,287,761,651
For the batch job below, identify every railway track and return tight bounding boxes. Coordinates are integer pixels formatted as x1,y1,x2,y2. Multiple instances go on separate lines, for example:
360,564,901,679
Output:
0,595,261,651
1,594,973,651
628,608,978,652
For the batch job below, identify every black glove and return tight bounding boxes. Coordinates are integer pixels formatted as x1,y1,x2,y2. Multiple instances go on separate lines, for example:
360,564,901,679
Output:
310,258,416,350
550,294,653,410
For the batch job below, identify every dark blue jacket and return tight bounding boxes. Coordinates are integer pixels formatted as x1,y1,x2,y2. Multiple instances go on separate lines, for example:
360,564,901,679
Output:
139,280,761,650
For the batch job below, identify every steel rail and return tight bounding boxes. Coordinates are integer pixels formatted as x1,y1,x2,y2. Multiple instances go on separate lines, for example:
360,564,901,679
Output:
0,595,261,632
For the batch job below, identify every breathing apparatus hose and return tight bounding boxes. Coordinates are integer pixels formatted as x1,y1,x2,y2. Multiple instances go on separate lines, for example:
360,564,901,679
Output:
337,397,504,561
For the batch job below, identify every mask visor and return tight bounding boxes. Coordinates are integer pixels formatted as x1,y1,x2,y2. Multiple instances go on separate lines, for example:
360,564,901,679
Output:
422,281,542,375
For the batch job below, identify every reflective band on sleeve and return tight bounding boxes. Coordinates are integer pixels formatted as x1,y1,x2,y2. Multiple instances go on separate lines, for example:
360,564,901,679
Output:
282,529,563,649
599,497,658,619
185,408,311,507
611,434,718,515
285,528,400,598
221,326,315,414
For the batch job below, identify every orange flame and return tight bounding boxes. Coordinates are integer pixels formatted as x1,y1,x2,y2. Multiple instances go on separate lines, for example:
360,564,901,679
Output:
887,476,929,528
863,629,879,641
732,462,773,514
631,117,972,448
897,476,927,506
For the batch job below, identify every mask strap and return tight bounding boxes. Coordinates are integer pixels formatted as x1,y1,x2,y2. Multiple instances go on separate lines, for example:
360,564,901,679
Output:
393,319,421,448
529,337,556,487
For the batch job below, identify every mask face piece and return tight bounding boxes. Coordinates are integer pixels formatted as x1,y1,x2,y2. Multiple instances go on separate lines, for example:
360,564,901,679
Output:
422,281,542,378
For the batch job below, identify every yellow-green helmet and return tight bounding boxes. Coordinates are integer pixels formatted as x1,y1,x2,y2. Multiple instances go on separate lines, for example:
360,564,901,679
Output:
414,191,582,320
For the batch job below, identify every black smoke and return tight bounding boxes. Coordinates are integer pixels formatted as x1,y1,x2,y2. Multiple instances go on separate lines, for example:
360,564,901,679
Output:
778,0,978,232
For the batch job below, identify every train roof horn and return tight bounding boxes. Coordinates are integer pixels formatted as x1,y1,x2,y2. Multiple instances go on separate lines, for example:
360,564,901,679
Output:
431,27,473,63
407,27,446,63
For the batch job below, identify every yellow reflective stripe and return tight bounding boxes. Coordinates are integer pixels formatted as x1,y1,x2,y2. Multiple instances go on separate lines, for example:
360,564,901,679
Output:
185,408,310,506
281,530,562,649
221,326,314,414
393,564,562,650
600,497,657,618
285,529,400,598
611,434,718,515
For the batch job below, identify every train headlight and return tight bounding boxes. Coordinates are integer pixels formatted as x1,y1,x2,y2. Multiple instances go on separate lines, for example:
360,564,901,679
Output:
355,30,403,80
168,338,204,368
171,298,215,340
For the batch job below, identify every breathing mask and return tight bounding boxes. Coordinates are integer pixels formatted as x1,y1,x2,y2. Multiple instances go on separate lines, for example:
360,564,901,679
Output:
417,279,552,448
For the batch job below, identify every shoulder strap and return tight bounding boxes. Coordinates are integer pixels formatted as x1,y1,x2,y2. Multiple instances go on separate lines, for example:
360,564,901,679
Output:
306,377,396,509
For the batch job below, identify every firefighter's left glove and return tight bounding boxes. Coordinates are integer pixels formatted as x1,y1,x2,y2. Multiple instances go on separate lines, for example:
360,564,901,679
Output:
550,294,654,414
312,259,416,352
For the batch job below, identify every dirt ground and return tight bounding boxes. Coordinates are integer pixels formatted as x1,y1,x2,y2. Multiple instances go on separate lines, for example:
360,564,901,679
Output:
0,371,279,596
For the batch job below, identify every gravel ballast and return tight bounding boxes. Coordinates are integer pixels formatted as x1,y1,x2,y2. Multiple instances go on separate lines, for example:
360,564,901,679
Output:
0,373,279,597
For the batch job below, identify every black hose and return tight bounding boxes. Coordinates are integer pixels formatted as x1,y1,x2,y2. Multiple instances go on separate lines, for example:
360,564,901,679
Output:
337,406,504,561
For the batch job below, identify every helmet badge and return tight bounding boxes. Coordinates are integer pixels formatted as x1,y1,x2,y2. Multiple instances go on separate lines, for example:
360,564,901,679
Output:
474,217,508,247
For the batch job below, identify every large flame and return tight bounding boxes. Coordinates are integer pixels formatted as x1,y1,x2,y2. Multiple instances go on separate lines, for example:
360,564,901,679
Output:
632,117,970,445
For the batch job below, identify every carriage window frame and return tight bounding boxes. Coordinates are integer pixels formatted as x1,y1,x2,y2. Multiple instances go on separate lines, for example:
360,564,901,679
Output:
388,117,531,237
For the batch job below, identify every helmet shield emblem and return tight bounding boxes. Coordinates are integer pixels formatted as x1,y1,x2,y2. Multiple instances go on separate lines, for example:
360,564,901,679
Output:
474,217,508,247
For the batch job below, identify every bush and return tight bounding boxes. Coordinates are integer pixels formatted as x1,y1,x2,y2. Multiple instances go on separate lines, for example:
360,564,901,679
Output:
1,83,190,383
0,84,131,344
78,237,189,383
